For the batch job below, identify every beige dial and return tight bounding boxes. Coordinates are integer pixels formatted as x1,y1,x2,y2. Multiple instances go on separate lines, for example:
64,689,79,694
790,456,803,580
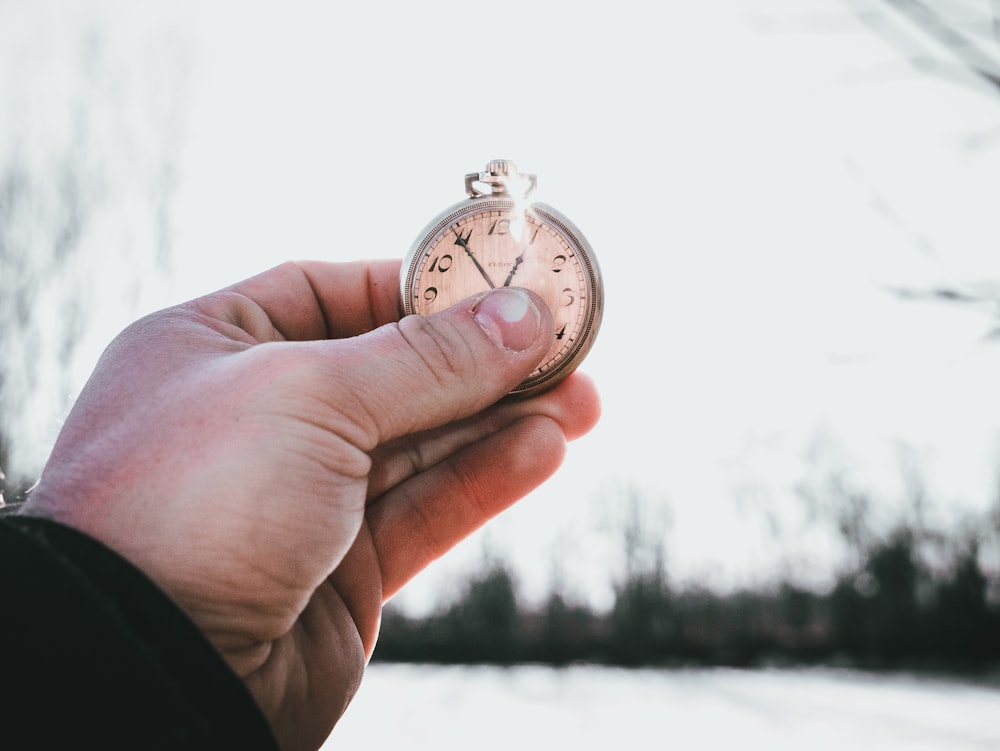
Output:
401,162,602,397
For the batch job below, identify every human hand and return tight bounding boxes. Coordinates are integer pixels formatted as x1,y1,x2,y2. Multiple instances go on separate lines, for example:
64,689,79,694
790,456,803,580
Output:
22,260,601,751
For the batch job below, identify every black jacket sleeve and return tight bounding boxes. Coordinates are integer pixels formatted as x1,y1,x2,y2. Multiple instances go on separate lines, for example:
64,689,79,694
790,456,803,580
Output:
0,515,280,750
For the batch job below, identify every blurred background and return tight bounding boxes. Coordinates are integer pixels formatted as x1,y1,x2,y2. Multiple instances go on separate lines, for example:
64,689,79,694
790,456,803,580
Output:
2,0,1000,748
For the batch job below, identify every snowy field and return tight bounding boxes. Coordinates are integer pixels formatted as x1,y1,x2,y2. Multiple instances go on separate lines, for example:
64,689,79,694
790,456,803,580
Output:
330,664,1000,751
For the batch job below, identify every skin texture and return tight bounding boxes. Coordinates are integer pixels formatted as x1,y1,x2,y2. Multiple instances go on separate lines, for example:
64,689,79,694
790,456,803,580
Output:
21,259,601,751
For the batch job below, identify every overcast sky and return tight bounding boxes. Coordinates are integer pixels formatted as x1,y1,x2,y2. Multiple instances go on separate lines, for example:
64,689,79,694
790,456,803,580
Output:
4,0,1000,612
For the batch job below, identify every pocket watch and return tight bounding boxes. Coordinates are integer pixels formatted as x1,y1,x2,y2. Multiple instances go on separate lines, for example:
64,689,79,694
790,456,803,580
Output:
400,159,604,398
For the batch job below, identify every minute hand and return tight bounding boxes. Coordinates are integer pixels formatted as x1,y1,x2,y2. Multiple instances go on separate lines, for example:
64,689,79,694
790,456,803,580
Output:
454,230,496,289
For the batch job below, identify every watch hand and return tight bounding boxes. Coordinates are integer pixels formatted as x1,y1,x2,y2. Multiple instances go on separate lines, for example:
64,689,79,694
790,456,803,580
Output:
503,249,526,287
454,229,496,289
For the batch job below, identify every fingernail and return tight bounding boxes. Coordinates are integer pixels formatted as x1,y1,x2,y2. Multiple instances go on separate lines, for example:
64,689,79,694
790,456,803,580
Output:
473,288,543,352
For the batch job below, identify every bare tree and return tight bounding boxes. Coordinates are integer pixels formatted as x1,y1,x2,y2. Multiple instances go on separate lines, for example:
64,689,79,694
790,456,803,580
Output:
850,0,1000,91
840,1,1000,325
0,17,189,506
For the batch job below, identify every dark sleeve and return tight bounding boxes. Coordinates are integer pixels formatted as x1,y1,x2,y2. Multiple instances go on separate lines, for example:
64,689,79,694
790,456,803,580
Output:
0,515,280,751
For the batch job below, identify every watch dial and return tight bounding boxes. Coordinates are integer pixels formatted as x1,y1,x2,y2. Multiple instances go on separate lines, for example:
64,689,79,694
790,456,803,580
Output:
407,201,600,395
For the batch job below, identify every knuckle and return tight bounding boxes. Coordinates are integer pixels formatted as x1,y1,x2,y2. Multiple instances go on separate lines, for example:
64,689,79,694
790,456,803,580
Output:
395,314,475,387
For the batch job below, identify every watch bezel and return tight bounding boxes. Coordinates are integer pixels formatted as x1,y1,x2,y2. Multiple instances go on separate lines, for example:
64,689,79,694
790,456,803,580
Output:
400,197,603,398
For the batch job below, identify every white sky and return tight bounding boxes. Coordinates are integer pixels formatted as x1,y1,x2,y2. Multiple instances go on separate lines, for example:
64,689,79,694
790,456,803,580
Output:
4,0,1000,612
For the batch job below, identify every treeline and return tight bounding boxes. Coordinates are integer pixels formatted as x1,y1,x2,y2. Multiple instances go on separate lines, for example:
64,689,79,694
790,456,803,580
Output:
374,504,1000,672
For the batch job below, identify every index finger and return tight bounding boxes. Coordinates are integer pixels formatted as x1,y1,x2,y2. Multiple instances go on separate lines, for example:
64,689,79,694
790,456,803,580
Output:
226,259,403,341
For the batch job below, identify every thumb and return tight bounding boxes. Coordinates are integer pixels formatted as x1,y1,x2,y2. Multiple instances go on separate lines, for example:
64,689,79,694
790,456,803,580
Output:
326,287,553,444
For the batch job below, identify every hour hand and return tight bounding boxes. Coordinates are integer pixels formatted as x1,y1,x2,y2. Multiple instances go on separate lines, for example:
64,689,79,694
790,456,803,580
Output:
454,229,496,289
503,249,526,287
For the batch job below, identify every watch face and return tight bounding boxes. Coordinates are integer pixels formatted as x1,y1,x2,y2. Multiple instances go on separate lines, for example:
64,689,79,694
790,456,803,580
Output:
403,198,602,396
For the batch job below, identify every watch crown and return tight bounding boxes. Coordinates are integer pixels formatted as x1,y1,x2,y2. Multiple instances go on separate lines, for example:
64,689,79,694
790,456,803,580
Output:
466,160,537,199
487,159,515,176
